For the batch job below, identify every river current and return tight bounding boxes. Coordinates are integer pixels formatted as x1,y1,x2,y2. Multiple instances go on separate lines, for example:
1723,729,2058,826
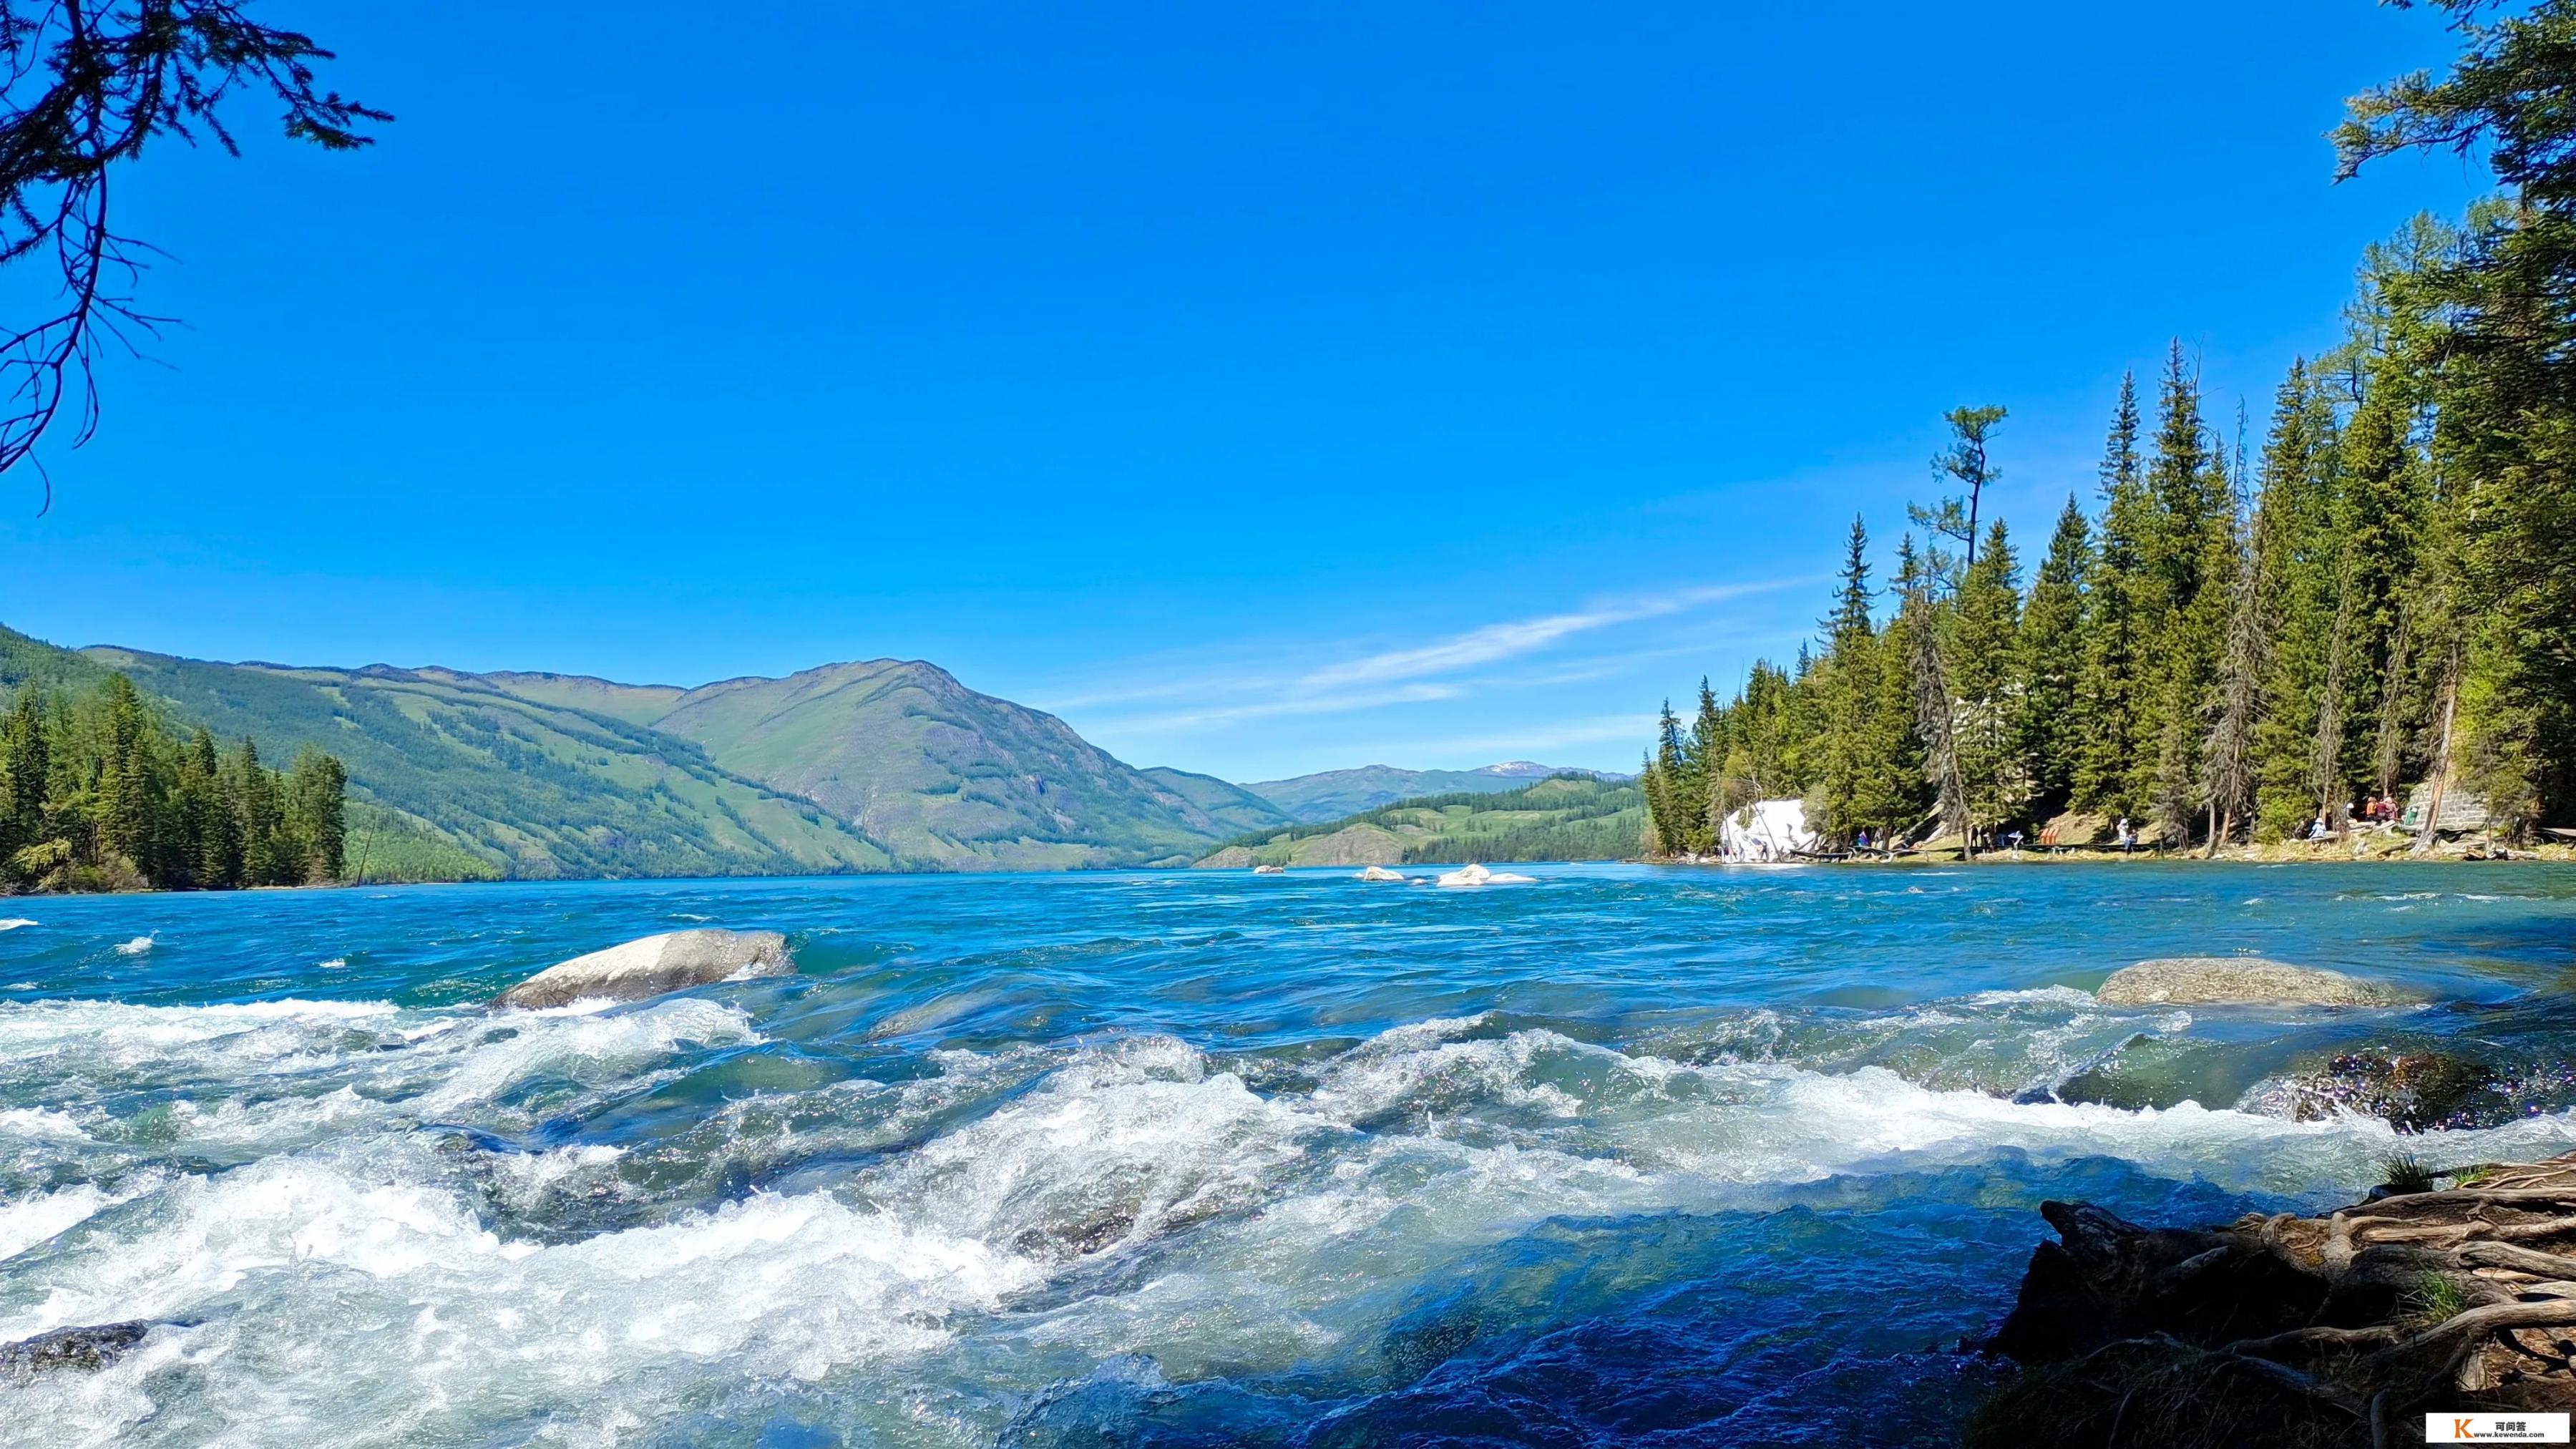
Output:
3,863,2575,1446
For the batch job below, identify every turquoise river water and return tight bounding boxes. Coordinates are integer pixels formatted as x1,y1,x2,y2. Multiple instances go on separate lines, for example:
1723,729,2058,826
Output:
3,862,2576,1446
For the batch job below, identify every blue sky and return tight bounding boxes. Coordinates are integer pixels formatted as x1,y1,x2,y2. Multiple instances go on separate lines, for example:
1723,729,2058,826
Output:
0,1,2491,782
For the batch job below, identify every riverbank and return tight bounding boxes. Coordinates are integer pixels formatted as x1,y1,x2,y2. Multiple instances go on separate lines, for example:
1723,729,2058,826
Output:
1973,1153,2576,1447
1655,835,2576,867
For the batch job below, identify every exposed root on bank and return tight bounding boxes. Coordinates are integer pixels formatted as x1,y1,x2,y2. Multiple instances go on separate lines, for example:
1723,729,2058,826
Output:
1970,1153,2576,1448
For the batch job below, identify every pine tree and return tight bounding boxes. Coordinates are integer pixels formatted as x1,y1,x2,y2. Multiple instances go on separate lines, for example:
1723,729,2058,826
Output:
286,748,348,883
0,690,45,868
2204,462,2266,850
1683,680,1724,854
2016,495,2091,822
2075,372,2150,819
1646,703,1688,854
2140,343,2233,838
1948,517,2026,835
2331,369,2423,802
93,675,157,879
182,727,243,889
235,738,287,886
2249,363,2343,839
1814,517,1882,841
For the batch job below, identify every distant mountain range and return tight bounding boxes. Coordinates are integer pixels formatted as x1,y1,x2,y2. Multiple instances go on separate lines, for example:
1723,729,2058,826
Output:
1197,774,1646,867
0,623,1633,879
1239,761,1626,824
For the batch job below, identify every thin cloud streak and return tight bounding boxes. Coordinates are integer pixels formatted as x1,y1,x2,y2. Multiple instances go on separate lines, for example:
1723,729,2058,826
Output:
1296,579,1807,690
1093,683,1465,736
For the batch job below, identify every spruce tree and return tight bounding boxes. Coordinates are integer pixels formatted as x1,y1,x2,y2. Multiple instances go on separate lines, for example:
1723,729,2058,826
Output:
286,749,348,883
1948,518,2026,835
1815,517,1882,841
2141,344,2232,838
2249,364,2343,839
2016,496,2091,822
1683,680,1724,854
94,675,157,879
236,738,287,887
2075,372,2150,819
0,691,44,869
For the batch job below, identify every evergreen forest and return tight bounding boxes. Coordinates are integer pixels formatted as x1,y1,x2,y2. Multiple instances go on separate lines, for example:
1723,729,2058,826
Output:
1644,5,2576,857
0,673,348,894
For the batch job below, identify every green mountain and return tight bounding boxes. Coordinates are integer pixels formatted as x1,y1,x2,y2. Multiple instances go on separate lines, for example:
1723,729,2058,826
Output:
1243,761,1624,824
645,660,1263,870
1138,766,1298,838
3,625,1259,879
21,635,900,881
1196,774,1645,867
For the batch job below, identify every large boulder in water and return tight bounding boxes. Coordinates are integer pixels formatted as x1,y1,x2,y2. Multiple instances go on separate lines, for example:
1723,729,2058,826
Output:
494,929,793,1009
2094,957,2405,1008
2,1322,149,1383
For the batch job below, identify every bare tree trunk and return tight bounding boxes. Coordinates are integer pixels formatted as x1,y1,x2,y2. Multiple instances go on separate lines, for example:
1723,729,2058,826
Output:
2316,585,2355,831
2413,645,2461,858
1911,605,1972,860
2373,602,2414,801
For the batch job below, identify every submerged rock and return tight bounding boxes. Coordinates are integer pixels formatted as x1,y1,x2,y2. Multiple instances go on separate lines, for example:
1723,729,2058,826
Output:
1,1322,150,1382
494,928,794,1010
2268,1048,2505,1132
2094,957,2405,1008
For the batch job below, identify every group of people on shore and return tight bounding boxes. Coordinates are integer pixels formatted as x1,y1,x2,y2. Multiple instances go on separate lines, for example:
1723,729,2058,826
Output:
2306,792,2403,840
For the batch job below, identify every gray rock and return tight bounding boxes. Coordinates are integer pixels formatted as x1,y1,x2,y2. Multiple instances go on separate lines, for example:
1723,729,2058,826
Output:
2095,957,2406,1008
494,929,794,1010
2269,1048,2504,1132
1,1322,149,1383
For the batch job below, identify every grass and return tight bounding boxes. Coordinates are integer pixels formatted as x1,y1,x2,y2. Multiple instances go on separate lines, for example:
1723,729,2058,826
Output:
2379,1151,2439,1195
2401,1270,2470,1328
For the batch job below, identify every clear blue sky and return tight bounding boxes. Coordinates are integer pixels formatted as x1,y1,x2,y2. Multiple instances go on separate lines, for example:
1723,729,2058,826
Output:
0,1,2490,782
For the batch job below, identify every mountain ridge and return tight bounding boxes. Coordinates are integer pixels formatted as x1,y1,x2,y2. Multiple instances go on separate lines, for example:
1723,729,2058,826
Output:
1242,761,1627,824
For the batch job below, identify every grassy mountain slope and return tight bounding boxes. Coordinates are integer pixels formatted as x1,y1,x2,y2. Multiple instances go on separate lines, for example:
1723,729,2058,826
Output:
440,670,688,728
1196,775,1645,867
1137,766,1297,837
0,625,896,880
1243,761,1621,823
648,660,1240,869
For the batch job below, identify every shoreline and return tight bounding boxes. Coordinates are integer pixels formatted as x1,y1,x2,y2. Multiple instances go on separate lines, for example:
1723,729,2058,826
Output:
1653,838,2576,867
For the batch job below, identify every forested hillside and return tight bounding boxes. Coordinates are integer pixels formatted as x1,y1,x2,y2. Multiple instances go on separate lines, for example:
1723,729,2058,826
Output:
1196,776,1644,867
2,627,1267,882
1644,9,2576,856
1,628,896,882
1244,762,1618,822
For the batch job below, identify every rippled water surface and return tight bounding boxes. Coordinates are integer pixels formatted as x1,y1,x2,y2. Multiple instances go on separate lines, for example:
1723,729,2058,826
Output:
4,862,2576,1447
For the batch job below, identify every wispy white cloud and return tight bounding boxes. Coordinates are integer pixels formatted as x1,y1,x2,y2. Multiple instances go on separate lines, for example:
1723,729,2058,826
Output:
1043,574,1815,769
1296,580,1798,691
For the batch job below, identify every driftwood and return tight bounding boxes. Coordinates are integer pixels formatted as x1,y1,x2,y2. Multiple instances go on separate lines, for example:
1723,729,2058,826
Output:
1975,1154,2576,1448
